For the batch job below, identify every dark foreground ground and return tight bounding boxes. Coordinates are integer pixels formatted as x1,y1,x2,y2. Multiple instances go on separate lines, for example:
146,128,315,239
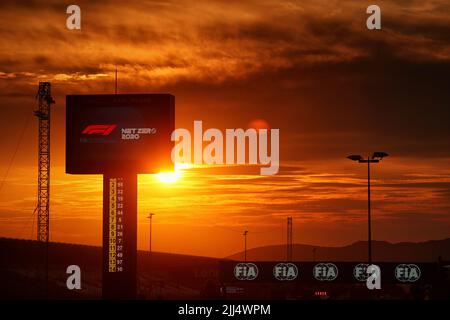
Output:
0,238,448,300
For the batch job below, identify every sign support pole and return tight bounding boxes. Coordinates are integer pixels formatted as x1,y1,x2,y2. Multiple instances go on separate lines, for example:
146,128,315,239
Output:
102,173,137,299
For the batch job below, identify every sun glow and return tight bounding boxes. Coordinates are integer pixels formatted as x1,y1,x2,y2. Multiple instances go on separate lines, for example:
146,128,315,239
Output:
155,163,192,184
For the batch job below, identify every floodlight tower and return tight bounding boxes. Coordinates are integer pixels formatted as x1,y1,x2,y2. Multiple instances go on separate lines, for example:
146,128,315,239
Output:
34,82,55,242
347,152,389,264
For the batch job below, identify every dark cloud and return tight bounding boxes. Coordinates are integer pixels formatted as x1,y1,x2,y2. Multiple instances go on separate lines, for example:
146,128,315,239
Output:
378,182,450,189
0,1,449,166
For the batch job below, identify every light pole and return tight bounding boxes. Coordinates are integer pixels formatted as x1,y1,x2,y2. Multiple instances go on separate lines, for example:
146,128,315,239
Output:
347,152,389,265
243,230,248,262
147,213,155,253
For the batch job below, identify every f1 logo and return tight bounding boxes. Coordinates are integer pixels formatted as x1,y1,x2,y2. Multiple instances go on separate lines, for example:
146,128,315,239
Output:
366,264,381,290
82,124,117,135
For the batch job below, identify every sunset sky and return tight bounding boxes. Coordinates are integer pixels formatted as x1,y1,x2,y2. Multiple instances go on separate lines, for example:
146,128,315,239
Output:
0,0,449,257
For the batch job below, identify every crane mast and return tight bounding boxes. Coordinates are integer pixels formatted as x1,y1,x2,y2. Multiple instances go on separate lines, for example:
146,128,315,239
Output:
34,82,54,242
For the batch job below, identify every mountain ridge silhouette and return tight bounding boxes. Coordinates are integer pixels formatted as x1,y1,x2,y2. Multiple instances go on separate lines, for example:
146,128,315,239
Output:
227,238,450,261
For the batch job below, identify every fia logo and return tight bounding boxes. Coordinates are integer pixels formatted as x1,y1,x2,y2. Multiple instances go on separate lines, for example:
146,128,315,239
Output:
313,263,338,281
273,263,298,281
395,264,421,282
366,264,381,290
354,263,370,282
234,263,258,281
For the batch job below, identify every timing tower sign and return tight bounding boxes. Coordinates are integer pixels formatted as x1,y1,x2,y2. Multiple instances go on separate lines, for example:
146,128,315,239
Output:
66,94,174,299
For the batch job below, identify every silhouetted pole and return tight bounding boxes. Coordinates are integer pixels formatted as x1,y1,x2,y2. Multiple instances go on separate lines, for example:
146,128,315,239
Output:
115,66,118,94
147,213,155,253
347,152,389,265
367,158,372,265
243,230,248,262
287,217,293,261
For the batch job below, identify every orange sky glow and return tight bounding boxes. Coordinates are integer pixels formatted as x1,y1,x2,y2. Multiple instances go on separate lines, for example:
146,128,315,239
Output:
0,0,449,257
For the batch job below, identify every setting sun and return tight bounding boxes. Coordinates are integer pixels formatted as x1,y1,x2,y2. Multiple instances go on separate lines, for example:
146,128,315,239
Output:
155,163,192,184
155,171,180,184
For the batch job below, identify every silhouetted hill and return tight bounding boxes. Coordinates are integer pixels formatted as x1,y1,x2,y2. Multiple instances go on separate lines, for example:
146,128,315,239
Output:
228,238,450,262
1,237,449,300
0,237,224,299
